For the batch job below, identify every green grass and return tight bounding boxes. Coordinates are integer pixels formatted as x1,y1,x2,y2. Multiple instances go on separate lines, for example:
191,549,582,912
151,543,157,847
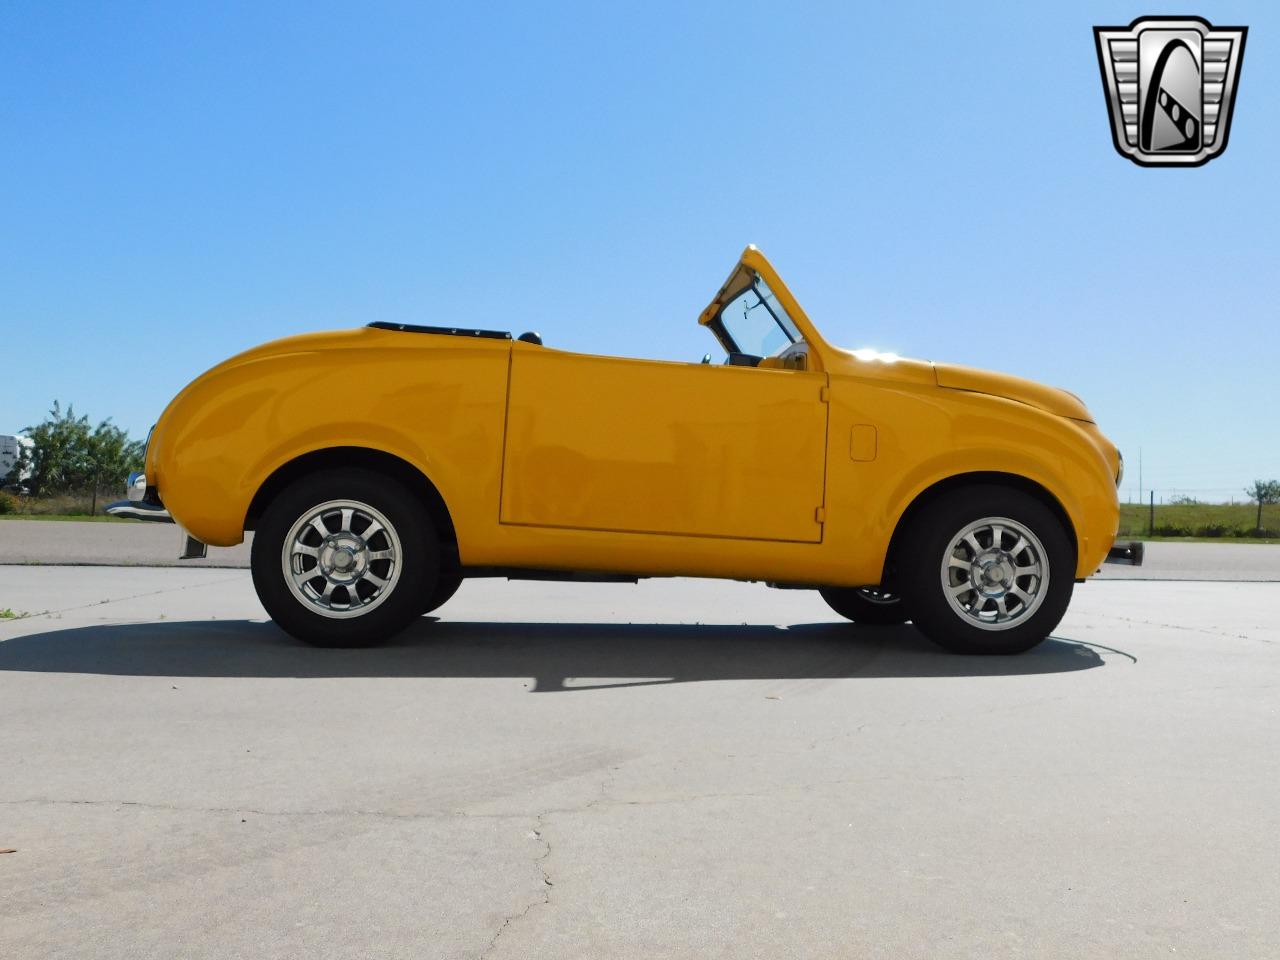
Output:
1118,501,1278,539
0,514,131,522
0,608,27,619
0,491,118,518
1123,534,1280,545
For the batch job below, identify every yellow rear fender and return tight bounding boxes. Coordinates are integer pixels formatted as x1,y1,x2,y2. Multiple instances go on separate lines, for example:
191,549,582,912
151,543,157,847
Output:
148,334,510,546
244,445,458,555
161,419,460,547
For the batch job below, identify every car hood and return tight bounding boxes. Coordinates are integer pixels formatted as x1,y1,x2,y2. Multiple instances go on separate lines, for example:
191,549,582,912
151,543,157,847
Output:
933,362,1093,423
829,348,1092,422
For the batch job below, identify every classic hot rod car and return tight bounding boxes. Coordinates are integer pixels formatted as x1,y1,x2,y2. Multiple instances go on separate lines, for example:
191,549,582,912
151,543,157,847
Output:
109,247,1140,652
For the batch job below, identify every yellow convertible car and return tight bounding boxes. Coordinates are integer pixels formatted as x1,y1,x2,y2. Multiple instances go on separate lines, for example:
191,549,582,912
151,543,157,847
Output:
109,247,1140,653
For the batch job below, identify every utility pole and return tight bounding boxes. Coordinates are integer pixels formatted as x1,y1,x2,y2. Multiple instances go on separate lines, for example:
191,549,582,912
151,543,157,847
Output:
1137,447,1143,507
1149,490,1155,537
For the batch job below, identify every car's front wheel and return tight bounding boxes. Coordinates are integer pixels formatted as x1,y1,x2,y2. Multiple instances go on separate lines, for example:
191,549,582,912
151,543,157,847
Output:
897,485,1074,655
423,565,463,614
819,586,910,625
251,468,438,647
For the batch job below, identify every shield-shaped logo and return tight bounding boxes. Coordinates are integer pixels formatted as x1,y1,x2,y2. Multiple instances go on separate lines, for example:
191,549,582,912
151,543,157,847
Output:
1094,16,1247,166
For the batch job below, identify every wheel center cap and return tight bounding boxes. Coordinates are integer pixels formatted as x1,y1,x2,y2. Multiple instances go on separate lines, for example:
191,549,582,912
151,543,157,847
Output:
975,557,1011,592
333,549,355,571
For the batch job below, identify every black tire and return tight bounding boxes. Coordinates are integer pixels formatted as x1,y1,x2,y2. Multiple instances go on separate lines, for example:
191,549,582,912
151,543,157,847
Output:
423,565,463,614
819,586,910,625
897,485,1074,655
251,467,439,647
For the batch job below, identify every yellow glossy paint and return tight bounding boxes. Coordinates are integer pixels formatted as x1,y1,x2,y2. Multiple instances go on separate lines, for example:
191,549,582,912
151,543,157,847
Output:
501,346,827,542
849,424,877,462
146,247,1121,586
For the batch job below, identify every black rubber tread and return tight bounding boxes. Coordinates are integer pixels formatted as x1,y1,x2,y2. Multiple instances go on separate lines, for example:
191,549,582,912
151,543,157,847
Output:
896,485,1074,655
423,565,463,614
251,467,439,647
819,587,911,625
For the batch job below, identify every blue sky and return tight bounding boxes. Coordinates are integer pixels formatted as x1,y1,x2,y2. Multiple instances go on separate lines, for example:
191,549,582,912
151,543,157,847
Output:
1,1,1275,502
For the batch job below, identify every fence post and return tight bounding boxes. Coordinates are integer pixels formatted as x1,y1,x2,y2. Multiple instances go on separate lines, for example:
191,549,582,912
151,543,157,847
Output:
1148,491,1155,537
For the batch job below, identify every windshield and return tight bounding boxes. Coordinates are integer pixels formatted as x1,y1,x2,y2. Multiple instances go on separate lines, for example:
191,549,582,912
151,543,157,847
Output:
716,274,802,357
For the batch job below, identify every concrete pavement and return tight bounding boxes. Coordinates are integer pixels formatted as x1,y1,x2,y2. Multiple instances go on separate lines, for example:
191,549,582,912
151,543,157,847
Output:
0,519,252,568
2,567,1278,958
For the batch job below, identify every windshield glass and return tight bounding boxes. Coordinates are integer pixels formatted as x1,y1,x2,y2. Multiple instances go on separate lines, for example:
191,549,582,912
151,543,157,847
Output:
717,274,802,357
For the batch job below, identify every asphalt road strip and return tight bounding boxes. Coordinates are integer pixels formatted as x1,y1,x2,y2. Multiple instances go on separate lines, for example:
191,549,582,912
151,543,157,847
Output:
2,520,1279,579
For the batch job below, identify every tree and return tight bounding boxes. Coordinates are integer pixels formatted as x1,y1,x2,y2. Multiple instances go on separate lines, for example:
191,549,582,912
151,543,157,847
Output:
22,402,144,497
23,403,90,495
1244,479,1280,533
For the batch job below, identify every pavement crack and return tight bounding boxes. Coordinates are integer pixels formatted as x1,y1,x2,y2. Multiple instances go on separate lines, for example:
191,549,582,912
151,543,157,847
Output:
0,573,246,622
593,763,620,808
0,797,525,823
1083,611,1263,643
483,815,553,958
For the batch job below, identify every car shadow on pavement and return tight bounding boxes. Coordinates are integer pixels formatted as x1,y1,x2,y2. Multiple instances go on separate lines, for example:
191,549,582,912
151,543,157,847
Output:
0,618,1118,689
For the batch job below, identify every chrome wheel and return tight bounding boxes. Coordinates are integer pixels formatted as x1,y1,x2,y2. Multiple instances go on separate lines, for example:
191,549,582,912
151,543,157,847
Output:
281,499,403,619
857,587,899,605
940,516,1048,632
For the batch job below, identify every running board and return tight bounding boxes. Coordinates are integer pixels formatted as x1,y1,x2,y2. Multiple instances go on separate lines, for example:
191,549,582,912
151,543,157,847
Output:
463,566,639,583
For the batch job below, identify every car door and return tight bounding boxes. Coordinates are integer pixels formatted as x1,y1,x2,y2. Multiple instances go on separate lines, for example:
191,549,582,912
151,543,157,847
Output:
499,346,828,543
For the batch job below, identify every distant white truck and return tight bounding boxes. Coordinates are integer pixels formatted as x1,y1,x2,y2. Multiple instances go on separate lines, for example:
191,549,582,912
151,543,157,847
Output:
1,434,34,488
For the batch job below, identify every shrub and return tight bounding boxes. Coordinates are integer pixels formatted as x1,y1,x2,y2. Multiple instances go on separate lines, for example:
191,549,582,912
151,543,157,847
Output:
1153,523,1193,537
0,491,18,515
1196,524,1230,538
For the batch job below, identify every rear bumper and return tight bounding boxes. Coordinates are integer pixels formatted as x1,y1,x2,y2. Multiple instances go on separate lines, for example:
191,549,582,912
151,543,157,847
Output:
102,463,207,558
104,470,168,520
1105,541,1144,566
105,470,173,522
103,498,208,559
102,468,205,559
105,500,173,522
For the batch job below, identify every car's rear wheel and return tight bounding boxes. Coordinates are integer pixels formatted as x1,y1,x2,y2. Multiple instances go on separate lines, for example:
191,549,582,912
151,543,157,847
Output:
897,485,1074,655
251,468,438,647
819,586,910,625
